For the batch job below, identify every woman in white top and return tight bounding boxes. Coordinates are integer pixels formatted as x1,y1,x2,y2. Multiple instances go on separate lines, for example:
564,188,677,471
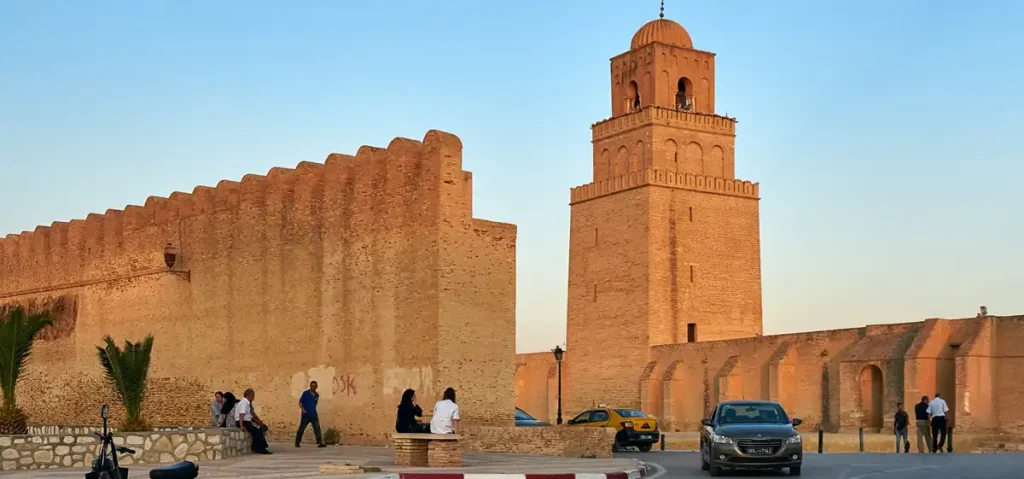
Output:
430,388,460,434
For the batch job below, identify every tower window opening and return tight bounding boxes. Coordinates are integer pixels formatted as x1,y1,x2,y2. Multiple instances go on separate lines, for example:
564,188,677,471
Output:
628,80,641,112
687,323,697,342
676,77,694,111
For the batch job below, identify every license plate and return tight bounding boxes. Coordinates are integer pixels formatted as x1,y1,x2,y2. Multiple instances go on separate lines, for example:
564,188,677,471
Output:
639,435,652,440
744,447,773,455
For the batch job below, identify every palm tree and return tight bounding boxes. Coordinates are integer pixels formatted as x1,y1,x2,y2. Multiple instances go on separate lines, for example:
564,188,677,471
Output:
0,307,53,434
96,335,155,431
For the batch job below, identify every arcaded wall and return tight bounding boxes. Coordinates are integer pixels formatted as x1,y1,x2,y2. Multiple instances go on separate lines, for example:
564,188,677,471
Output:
515,352,560,424
992,316,1024,433
0,130,516,443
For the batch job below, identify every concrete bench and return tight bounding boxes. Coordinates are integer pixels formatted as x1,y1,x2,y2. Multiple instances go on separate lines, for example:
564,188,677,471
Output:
392,433,462,467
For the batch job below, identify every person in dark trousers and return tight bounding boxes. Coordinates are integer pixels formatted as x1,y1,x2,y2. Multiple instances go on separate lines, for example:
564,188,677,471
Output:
914,395,931,453
235,388,271,454
295,381,326,447
894,402,910,453
396,389,430,433
928,392,950,453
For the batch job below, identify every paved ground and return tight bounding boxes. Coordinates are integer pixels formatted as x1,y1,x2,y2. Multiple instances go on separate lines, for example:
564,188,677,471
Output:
3,443,641,478
619,450,1024,478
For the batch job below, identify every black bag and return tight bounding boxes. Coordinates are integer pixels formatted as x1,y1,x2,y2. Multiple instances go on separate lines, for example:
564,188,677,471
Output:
149,461,199,479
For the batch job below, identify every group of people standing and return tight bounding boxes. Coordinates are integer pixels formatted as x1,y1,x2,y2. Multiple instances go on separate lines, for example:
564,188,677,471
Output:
892,393,951,453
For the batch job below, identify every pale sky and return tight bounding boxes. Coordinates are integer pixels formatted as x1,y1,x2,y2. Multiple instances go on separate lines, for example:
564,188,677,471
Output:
2,1,1022,354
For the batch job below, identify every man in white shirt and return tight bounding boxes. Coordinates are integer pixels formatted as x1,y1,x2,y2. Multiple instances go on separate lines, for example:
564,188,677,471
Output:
430,387,461,434
235,388,272,454
927,392,950,453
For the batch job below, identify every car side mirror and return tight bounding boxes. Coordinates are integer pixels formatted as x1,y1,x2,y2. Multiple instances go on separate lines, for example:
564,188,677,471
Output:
792,418,802,427
701,418,713,427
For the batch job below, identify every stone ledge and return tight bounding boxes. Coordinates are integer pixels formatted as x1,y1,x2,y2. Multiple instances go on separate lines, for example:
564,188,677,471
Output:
0,427,251,472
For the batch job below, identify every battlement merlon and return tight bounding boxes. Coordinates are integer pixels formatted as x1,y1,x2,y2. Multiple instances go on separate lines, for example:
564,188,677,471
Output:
591,106,736,142
569,168,758,205
0,129,483,263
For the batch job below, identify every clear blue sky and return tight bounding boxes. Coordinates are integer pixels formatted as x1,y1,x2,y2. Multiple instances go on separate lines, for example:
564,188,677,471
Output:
2,1,1022,353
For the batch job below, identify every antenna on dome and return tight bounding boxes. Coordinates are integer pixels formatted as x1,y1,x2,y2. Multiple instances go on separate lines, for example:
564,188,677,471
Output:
660,0,665,18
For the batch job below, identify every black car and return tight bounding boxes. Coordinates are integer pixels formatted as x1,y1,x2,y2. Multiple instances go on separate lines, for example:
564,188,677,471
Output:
699,400,803,476
515,407,548,427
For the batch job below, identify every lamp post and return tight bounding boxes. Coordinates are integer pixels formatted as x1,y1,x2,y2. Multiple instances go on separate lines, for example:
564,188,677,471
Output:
553,345,564,425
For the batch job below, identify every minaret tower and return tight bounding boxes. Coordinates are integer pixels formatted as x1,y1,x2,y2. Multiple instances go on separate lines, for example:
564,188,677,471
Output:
565,6,763,410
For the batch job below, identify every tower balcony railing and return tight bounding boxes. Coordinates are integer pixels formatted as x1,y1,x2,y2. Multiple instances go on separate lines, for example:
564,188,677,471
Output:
592,105,737,140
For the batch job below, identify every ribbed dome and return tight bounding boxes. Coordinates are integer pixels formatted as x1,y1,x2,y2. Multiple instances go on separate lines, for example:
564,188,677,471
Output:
630,18,693,50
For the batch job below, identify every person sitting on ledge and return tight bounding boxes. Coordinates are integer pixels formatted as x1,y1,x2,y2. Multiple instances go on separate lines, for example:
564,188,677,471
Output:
220,391,239,427
396,389,430,433
429,387,460,435
235,388,272,454
211,391,226,427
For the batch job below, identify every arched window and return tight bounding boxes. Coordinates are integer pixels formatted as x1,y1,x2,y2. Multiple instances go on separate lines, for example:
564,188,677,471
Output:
676,77,694,111
627,80,641,112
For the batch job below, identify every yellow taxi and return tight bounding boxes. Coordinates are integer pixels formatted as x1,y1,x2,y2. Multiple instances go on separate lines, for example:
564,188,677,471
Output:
566,406,660,452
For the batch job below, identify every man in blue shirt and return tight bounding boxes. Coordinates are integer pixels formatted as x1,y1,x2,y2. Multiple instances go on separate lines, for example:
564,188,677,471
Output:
295,381,326,447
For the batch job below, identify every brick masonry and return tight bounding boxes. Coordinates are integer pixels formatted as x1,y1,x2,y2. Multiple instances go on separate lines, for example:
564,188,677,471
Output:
516,16,1024,442
0,130,516,444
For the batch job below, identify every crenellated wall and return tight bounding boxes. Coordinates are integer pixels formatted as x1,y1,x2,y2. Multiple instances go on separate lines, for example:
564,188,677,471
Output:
0,130,517,444
518,316,1024,436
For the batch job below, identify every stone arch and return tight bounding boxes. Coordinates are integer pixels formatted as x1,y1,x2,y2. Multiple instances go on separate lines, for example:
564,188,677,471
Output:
676,77,694,111
683,142,703,175
859,365,883,429
643,70,652,106
664,139,679,171
627,80,640,111
639,361,663,419
633,141,644,171
700,78,711,112
600,149,611,179
706,146,724,177
660,70,670,106
614,146,629,176
662,360,702,431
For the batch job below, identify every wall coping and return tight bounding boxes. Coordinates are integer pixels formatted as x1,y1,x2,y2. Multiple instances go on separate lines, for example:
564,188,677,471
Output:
591,106,736,141
570,168,758,204
392,433,460,441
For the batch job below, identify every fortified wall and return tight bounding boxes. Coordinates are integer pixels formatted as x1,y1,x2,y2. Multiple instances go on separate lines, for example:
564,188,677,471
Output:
0,130,517,443
516,315,1024,436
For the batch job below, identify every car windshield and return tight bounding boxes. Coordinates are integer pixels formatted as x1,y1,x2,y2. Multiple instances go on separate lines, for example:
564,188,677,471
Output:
717,403,790,425
515,409,535,421
615,409,647,418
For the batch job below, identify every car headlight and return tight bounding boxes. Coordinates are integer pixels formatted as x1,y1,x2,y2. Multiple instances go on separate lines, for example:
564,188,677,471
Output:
712,434,734,444
786,435,801,444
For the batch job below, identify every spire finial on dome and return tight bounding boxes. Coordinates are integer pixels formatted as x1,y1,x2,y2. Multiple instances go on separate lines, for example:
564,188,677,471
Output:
659,0,665,19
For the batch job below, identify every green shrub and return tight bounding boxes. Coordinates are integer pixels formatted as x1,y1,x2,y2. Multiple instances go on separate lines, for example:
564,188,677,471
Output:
323,427,341,445
97,335,155,431
0,307,52,434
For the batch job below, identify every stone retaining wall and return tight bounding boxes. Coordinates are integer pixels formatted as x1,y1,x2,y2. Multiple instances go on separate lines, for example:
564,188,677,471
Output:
461,426,615,458
1,428,250,471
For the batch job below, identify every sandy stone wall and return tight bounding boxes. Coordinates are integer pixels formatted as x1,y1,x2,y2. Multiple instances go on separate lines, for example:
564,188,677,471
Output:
0,428,248,472
0,130,516,444
461,426,615,459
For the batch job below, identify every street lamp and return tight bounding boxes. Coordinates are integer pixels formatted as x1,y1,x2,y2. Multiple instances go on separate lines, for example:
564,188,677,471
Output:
553,345,564,425
163,243,191,282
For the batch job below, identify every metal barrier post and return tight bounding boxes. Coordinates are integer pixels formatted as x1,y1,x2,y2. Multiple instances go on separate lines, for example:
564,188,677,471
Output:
660,433,666,451
859,427,864,452
818,428,824,454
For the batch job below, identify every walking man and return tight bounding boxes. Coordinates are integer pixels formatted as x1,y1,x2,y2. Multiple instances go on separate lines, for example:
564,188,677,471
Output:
295,380,326,447
894,402,910,453
914,395,931,453
928,392,950,453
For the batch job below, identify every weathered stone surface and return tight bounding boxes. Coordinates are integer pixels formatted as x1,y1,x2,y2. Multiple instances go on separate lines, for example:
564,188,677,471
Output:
62,436,74,444
152,436,172,453
170,434,184,446
158,453,174,463
2,460,16,471
61,456,71,466
1,449,17,459
0,438,10,447
71,445,87,453
208,435,220,445
75,436,95,444
126,435,144,446
187,441,204,454
172,442,188,459
54,445,69,455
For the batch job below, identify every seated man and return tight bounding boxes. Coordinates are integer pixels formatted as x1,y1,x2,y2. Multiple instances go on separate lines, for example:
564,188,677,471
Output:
235,388,272,454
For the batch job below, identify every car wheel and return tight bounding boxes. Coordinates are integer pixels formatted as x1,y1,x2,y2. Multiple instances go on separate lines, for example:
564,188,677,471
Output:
701,457,710,471
637,443,653,452
709,465,723,476
790,465,802,476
